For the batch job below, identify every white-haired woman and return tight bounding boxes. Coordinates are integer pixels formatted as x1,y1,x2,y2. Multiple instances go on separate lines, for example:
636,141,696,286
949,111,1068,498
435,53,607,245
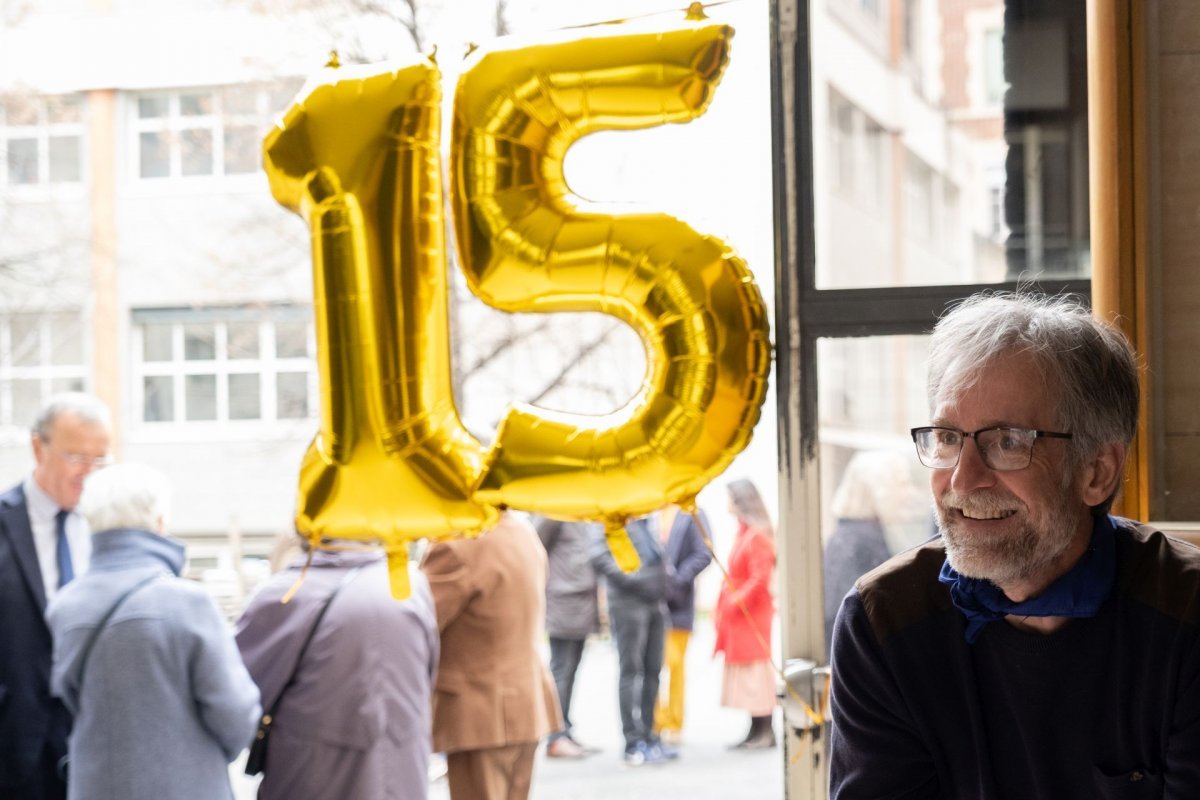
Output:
46,463,261,800
822,450,928,653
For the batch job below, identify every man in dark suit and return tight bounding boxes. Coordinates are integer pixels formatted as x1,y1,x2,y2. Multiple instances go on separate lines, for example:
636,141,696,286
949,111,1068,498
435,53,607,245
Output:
0,393,111,799
654,505,713,744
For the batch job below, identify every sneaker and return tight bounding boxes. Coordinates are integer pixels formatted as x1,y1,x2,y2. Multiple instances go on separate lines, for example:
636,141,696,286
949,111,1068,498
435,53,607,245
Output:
546,737,588,759
623,740,671,766
646,739,679,761
622,742,648,766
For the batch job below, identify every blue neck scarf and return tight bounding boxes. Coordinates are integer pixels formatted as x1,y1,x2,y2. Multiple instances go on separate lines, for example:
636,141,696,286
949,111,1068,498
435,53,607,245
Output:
938,514,1118,644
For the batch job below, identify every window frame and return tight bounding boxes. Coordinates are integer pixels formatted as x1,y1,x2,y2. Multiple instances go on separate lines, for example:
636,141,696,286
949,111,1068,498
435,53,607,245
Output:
131,307,317,430
0,311,89,432
0,92,87,192
127,81,300,184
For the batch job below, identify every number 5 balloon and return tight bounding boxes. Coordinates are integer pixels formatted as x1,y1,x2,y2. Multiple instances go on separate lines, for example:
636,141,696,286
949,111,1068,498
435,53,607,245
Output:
453,16,771,566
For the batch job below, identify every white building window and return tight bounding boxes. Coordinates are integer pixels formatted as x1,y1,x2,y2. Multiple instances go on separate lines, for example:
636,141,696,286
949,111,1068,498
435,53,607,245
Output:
0,312,87,429
131,80,300,181
829,91,887,212
905,154,935,242
0,94,84,188
984,28,1007,106
134,309,315,424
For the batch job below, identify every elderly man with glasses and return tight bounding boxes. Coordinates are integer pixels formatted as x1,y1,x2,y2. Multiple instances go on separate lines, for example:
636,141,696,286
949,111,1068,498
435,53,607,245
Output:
828,293,1200,799
0,392,111,800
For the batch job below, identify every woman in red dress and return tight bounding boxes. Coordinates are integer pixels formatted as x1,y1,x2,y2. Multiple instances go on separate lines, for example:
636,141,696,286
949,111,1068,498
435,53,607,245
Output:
713,479,777,749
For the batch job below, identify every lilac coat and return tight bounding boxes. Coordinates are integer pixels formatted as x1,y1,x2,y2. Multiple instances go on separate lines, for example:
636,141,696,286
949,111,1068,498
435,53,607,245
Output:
236,550,439,800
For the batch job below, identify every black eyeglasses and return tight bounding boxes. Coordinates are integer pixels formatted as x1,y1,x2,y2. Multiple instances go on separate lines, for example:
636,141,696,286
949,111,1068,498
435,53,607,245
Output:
910,426,1073,472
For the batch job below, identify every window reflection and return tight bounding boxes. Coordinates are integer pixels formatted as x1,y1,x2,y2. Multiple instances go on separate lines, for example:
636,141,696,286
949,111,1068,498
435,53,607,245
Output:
815,0,1089,288
818,335,935,648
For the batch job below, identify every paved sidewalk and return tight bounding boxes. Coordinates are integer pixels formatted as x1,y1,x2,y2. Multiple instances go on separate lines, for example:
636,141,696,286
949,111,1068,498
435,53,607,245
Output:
430,624,785,800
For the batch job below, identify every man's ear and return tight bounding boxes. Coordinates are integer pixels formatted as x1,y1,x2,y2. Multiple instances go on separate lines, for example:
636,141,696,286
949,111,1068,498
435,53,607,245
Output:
1079,442,1127,507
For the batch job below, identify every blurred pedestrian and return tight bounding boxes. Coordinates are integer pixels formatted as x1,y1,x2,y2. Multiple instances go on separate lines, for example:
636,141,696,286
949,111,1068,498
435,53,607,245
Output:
822,450,926,652
535,516,602,759
236,542,439,800
654,505,713,745
590,515,677,766
47,463,260,799
714,479,777,750
0,393,110,800
421,512,561,800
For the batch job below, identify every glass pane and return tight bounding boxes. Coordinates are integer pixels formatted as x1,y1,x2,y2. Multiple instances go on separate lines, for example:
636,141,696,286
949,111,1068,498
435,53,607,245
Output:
228,373,261,420
183,324,215,360
7,138,38,184
818,335,935,651
276,371,309,419
10,316,40,367
51,376,84,394
137,95,168,119
180,128,213,176
227,321,260,359
222,85,257,116
139,131,169,178
184,374,217,420
269,79,303,114
4,96,38,126
48,135,81,183
179,92,212,116
47,314,82,365
813,2,1089,288
11,378,41,428
143,375,174,422
274,321,308,358
223,125,258,174
142,323,174,361
47,94,83,124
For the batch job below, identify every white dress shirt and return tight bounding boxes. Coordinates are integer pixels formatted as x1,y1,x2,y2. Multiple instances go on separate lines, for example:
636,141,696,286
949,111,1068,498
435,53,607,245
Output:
23,474,91,605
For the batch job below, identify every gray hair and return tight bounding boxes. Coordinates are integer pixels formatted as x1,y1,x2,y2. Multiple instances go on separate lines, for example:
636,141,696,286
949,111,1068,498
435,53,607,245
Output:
33,392,112,440
80,463,172,534
727,478,774,536
927,291,1139,473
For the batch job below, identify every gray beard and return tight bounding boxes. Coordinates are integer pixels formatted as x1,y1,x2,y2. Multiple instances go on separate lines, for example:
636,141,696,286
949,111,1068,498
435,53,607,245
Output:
937,489,1081,587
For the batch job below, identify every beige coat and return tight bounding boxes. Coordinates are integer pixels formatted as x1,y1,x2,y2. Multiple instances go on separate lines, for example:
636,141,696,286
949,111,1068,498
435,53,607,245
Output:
421,512,562,753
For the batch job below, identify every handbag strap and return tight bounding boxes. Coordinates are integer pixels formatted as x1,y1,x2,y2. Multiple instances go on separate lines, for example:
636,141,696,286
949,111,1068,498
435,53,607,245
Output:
263,563,365,720
75,572,164,693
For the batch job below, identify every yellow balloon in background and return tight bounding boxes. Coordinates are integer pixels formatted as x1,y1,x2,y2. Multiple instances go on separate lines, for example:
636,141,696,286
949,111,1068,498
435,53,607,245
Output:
452,18,772,567
264,57,497,599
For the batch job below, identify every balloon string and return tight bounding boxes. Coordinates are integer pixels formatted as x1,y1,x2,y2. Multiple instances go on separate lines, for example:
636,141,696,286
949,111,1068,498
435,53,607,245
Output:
551,0,743,31
686,503,829,729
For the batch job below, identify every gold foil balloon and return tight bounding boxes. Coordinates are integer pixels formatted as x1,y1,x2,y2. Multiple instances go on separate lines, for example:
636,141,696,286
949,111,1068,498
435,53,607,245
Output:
452,19,772,567
264,57,497,598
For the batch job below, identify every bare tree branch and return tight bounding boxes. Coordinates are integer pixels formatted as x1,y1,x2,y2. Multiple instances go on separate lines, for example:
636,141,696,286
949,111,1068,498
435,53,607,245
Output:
526,321,623,406
460,317,554,376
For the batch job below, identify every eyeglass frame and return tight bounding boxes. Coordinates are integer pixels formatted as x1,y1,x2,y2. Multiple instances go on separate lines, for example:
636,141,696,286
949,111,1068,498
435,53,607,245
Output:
909,426,1073,472
45,447,112,470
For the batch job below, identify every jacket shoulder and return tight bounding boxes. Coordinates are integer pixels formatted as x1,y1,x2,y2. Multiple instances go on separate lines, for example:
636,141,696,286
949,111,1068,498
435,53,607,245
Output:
1118,520,1200,625
853,538,951,644
0,482,25,511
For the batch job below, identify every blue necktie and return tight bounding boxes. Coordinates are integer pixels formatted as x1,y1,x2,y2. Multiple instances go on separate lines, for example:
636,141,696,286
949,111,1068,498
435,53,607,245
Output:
55,509,73,588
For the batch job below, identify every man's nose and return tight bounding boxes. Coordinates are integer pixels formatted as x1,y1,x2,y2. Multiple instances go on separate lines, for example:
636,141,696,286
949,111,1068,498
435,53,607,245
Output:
949,437,995,492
